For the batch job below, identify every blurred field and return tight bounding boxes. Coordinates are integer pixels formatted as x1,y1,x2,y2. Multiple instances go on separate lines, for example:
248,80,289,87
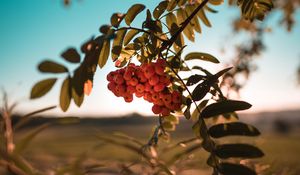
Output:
5,113,299,175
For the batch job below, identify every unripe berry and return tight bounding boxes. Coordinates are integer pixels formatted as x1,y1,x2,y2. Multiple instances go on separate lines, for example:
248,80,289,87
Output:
152,105,162,114
136,84,145,93
154,83,165,92
148,75,160,86
114,74,124,85
161,107,170,116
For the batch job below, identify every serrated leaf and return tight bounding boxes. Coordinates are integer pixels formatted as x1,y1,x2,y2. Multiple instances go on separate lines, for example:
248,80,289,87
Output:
61,48,81,63
125,4,145,26
208,122,260,138
111,29,127,60
187,74,205,86
30,78,57,99
219,163,256,175
185,52,220,63
201,100,252,118
110,13,125,28
153,1,168,19
124,29,140,46
60,77,71,112
197,9,212,27
38,60,68,73
98,39,110,68
216,144,264,158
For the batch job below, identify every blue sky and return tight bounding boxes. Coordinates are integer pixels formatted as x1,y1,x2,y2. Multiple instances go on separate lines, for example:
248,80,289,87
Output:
0,0,299,117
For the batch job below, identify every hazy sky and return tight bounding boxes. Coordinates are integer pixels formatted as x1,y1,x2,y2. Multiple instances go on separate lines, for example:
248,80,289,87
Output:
0,0,300,117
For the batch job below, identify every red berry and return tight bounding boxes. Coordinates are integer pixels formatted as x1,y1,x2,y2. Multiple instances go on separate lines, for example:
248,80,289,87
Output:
135,92,144,98
154,83,165,92
173,103,181,111
162,94,172,104
114,74,124,85
159,75,171,85
151,92,160,102
107,82,117,91
152,105,162,114
123,93,133,103
127,85,136,94
144,82,152,92
115,84,126,96
161,107,170,116
153,98,164,106
156,58,166,66
172,91,182,103
129,78,138,86
106,72,115,82
149,75,160,86
136,84,145,93
144,64,155,79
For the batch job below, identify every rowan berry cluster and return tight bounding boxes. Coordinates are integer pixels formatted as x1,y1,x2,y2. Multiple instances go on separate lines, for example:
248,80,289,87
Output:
106,59,182,116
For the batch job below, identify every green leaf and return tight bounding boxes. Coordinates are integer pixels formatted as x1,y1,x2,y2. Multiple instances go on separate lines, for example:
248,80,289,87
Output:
98,39,111,68
124,29,140,46
61,48,81,63
201,100,252,118
30,78,57,99
60,77,71,112
197,9,212,27
219,163,256,175
125,4,145,26
215,144,264,158
208,122,260,138
111,29,127,60
185,52,220,63
38,60,68,73
110,13,125,28
153,1,168,19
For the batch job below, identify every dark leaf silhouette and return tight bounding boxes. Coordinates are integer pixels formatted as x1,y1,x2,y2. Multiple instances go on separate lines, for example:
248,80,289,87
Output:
215,144,264,158
201,100,251,118
60,77,72,112
208,122,260,138
61,48,81,63
219,163,256,175
185,52,220,63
